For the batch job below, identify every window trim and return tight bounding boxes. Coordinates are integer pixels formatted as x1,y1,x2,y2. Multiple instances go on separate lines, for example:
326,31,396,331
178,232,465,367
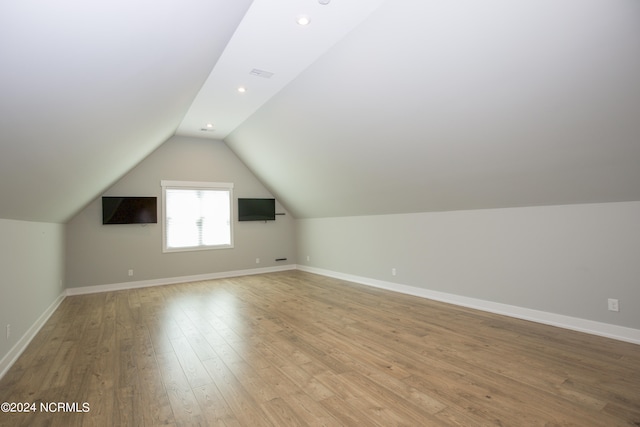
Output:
161,180,234,253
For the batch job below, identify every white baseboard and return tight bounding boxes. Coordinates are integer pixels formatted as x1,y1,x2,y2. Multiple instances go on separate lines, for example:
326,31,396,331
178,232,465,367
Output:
1,265,297,380
0,292,66,380
297,265,640,345
3,262,636,383
66,264,297,296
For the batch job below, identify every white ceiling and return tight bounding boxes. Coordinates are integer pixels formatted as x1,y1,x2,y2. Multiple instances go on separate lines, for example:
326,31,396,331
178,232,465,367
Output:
1,0,639,223
0,0,253,222
225,0,640,218
177,0,386,138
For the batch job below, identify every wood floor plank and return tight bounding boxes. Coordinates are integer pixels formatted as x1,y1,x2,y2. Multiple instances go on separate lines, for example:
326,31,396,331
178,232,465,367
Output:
200,355,274,427
155,350,206,427
132,324,175,426
260,397,308,427
192,382,239,426
283,390,341,427
1,270,639,426
169,335,213,390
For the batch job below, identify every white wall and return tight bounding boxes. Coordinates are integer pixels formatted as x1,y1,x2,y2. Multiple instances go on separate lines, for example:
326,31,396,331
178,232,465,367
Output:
0,218,65,373
296,201,640,330
66,136,296,288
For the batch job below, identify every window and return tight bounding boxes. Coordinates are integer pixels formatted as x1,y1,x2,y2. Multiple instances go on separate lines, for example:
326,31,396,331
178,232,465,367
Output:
161,180,233,252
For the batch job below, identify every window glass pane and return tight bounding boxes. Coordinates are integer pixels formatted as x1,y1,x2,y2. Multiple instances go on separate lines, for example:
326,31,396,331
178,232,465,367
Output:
201,190,230,246
166,189,199,248
163,184,232,251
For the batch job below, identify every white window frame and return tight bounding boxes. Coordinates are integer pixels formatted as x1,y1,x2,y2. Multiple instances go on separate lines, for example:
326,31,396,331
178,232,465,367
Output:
161,180,234,253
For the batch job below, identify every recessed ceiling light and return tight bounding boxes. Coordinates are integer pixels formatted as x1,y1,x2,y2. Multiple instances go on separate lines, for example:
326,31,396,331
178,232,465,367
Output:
206,123,213,128
296,15,311,26
318,0,330,4
237,86,247,93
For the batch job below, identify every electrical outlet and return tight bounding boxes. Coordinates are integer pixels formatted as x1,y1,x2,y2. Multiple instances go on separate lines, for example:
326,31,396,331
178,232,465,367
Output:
608,298,619,312
128,269,134,277
306,255,310,262
256,258,260,264
6,324,10,340
391,268,397,276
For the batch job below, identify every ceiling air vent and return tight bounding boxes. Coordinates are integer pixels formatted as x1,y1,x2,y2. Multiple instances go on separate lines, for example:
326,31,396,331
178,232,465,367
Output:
249,68,274,79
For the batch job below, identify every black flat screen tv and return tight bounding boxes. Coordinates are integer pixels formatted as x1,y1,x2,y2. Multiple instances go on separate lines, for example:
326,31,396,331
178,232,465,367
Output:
238,198,276,221
102,196,157,224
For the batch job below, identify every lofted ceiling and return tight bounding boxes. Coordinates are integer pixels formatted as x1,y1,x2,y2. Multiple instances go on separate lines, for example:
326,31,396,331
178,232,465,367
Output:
0,0,254,223
1,0,639,224
224,0,640,218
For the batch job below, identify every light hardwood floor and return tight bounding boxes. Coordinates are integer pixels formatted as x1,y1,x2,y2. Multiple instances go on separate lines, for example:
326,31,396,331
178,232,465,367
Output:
1,271,639,426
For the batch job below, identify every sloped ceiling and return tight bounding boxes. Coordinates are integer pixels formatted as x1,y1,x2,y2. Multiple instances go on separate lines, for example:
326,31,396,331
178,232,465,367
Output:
1,0,639,223
0,0,252,223
225,0,640,218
